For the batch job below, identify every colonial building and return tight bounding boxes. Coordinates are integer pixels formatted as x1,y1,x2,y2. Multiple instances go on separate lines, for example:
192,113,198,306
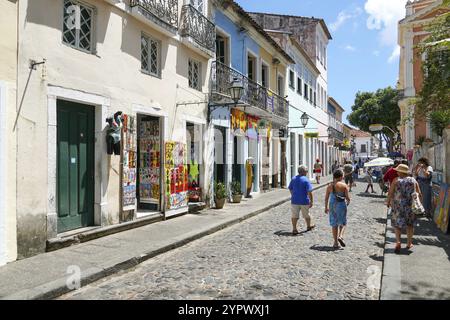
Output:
327,97,349,167
0,0,18,265
349,128,380,162
11,0,216,259
209,0,293,195
248,12,333,176
397,0,448,157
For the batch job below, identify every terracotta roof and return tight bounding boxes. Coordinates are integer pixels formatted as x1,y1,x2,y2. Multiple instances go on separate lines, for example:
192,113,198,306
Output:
222,1,295,64
350,129,372,138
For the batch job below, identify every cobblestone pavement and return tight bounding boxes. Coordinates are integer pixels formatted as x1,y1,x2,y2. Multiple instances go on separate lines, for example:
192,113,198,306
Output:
59,181,387,300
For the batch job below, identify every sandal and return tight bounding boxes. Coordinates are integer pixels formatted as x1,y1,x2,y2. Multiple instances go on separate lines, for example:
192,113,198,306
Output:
394,243,401,254
307,225,316,231
406,244,414,250
333,244,341,250
338,237,346,247
292,230,299,235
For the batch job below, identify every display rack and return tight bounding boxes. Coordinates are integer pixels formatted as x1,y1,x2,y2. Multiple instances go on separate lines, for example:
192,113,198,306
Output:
121,114,137,213
138,118,161,208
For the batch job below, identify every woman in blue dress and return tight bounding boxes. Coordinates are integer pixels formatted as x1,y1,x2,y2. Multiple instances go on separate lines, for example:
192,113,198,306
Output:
325,169,351,249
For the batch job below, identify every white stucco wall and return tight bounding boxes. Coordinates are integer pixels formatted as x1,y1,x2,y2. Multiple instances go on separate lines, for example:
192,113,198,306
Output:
15,0,212,257
0,0,18,265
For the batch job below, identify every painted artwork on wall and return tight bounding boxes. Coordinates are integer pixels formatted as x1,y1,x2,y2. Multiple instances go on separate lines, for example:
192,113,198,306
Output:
434,184,450,234
121,114,137,210
165,141,188,210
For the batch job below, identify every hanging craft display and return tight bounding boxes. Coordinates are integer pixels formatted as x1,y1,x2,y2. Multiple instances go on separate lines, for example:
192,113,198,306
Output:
139,119,161,203
165,141,188,210
231,109,247,134
121,114,137,209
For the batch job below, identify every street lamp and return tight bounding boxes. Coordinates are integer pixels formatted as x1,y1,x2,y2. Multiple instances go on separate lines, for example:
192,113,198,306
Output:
228,78,244,104
288,112,309,129
301,112,309,128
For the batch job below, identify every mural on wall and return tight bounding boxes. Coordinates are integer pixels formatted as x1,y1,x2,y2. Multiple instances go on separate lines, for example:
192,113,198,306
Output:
434,184,450,234
165,141,188,210
121,114,137,210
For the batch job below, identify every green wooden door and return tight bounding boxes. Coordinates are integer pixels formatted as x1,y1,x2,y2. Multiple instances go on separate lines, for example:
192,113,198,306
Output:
57,100,95,233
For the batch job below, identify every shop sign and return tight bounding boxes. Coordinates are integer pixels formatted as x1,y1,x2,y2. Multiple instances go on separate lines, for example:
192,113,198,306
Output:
304,132,319,138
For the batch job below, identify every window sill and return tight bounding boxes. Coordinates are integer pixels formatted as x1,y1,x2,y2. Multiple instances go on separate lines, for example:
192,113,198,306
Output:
141,69,161,79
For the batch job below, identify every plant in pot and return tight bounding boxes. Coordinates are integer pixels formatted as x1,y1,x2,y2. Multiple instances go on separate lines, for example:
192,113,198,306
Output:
214,181,227,209
230,180,243,203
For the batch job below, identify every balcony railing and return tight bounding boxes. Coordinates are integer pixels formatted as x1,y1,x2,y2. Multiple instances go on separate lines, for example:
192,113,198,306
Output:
180,4,215,53
328,114,343,133
130,0,178,30
210,61,289,121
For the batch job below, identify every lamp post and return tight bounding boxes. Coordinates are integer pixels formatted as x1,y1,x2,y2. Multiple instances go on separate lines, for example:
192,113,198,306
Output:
228,78,244,104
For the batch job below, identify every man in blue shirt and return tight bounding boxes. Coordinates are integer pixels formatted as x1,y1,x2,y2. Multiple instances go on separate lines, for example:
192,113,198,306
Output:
288,165,315,235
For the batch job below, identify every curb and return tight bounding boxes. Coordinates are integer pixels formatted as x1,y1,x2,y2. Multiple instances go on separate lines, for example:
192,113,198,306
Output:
4,183,329,300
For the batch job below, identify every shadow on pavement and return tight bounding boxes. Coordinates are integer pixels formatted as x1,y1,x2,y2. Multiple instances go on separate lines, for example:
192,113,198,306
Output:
356,192,386,199
369,253,384,261
309,245,341,252
384,247,413,255
374,217,387,224
274,230,307,237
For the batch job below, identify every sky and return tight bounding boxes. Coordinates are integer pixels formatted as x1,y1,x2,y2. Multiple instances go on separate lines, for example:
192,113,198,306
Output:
236,0,408,124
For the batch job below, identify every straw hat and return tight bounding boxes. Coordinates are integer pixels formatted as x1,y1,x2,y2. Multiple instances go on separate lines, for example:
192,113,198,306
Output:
394,164,410,175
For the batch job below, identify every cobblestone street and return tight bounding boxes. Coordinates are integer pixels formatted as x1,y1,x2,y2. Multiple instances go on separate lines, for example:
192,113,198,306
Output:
60,181,387,300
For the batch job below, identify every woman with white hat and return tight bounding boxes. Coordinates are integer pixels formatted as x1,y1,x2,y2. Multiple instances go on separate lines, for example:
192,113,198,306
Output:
386,164,422,253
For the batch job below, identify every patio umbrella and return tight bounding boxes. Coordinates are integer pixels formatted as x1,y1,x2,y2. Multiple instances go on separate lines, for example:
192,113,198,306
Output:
364,157,394,167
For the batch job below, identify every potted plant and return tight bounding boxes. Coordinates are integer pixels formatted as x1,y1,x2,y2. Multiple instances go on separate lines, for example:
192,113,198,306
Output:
214,181,227,209
230,180,243,203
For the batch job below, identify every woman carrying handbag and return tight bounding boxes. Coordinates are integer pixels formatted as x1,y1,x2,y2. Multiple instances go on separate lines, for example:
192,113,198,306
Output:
386,164,423,253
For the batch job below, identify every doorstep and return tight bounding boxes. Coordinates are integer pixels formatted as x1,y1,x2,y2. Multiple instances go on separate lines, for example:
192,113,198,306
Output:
46,213,164,252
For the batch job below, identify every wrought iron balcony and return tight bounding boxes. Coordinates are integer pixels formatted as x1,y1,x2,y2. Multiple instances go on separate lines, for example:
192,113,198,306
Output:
130,0,178,31
180,4,215,53
210,61,289,121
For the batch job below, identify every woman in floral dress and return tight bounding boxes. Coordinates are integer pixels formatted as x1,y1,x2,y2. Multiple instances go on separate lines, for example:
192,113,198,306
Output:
386,164,422,253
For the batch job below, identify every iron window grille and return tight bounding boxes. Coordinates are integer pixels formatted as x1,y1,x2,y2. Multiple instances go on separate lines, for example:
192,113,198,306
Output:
63,0,95,53
189,58,202,91
141,34,161,77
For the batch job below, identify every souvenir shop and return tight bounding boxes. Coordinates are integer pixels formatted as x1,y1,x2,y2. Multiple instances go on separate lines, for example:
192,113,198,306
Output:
230,108,269,195
119,113,189,219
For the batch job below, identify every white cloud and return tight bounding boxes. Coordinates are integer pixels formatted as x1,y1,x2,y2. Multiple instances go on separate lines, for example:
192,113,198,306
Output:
365,0,407,46
388,45,401,63
330,7,363,32
364,0,408,62
344,45,357,51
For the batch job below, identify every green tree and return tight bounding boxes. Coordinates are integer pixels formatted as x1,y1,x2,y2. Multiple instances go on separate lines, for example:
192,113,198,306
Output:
347,87,400,152
415,0,450,137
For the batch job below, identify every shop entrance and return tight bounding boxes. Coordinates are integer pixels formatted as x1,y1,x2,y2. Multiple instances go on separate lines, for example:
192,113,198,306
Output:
214,126,227,184
136,114,162,211
280,140,287,187
56,100,95,233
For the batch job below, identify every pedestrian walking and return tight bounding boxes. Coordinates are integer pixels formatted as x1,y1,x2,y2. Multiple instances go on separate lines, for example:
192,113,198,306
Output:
313,159,323,184
343,161,354,192
364,167,376,193
288,165,315,235
386,164,423,253
331,161,338,175
383,160,400,186
353,160,359,181
414,157,433,217
325,169,350,249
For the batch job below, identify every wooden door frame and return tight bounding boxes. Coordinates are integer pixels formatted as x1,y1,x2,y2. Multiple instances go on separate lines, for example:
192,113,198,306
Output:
47,86,109,239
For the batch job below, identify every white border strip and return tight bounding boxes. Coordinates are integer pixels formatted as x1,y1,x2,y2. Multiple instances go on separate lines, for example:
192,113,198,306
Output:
0,81,7,265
